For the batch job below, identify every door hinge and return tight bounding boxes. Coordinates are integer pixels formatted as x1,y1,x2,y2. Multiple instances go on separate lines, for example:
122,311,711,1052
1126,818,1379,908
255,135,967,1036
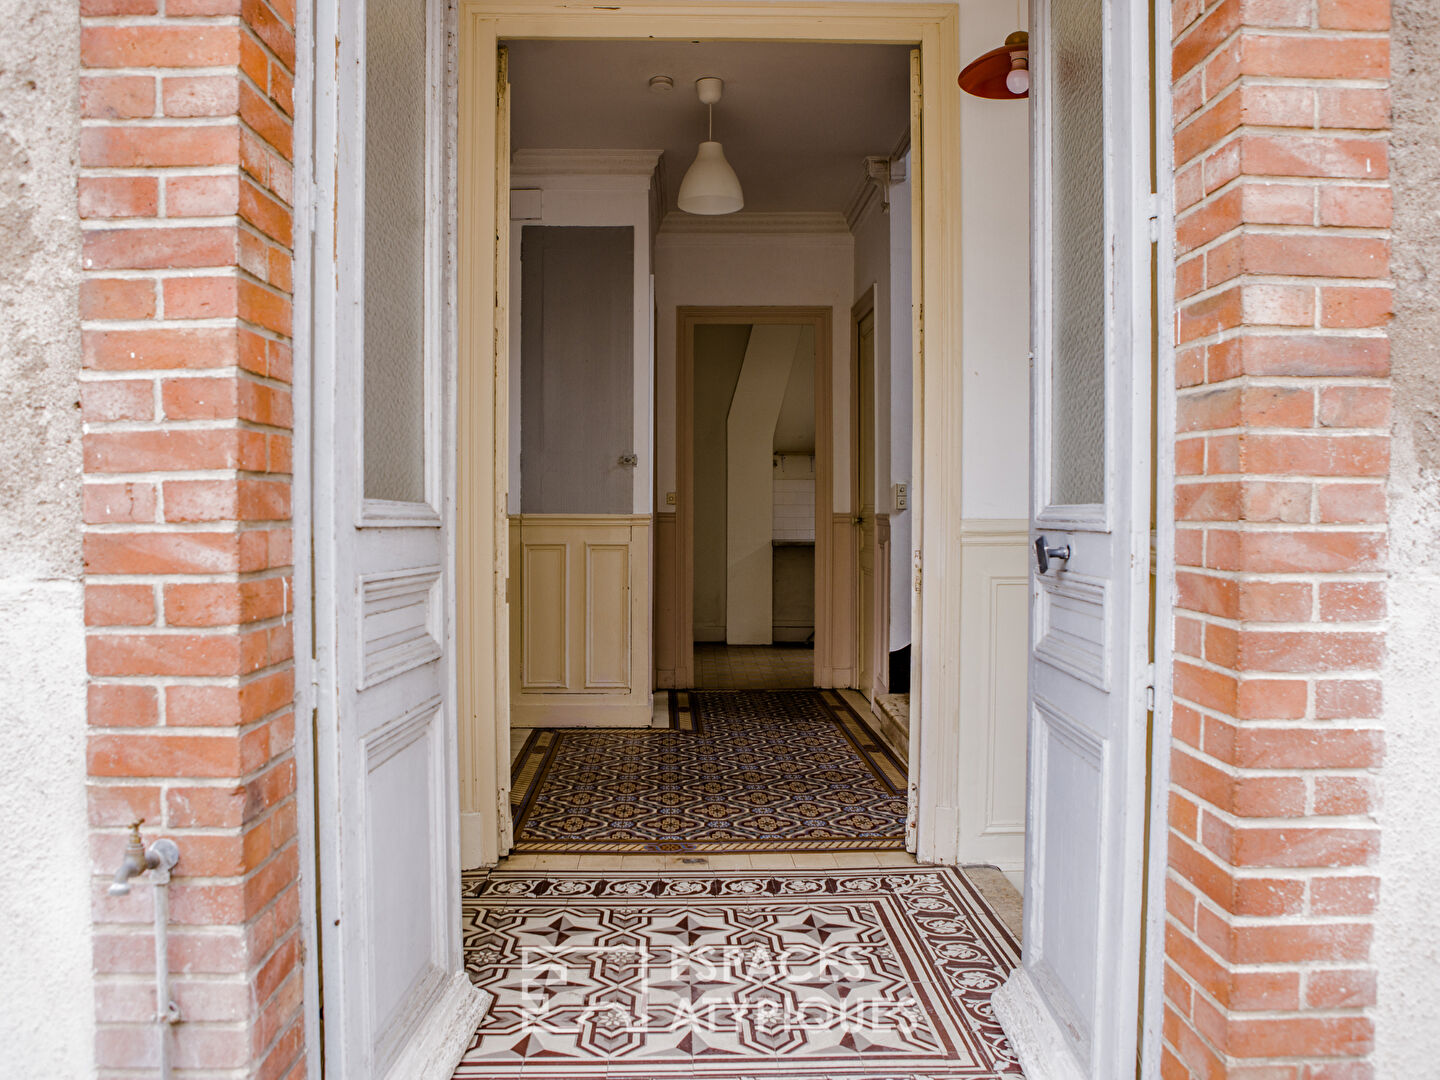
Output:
1147,193,1161,243
1143,662,1156,711
912,549,922,594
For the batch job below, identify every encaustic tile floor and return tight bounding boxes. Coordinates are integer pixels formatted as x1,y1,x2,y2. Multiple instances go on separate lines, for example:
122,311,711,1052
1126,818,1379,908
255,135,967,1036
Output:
508,689,909,854
454,864,1024,1079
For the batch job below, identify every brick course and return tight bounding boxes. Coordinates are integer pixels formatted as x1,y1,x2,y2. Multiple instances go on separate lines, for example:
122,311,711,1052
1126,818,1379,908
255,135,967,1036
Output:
1166,0,1389,1075
79,2,303,1076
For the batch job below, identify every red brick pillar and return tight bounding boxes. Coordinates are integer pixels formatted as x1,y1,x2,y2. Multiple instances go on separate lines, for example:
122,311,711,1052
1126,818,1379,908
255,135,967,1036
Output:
79,2,304,1075
1165,0,1390,1076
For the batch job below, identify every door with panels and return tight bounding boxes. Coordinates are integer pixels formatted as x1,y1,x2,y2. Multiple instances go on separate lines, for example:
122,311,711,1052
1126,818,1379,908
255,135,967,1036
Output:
312,1,489,1077
992,0,1154,1075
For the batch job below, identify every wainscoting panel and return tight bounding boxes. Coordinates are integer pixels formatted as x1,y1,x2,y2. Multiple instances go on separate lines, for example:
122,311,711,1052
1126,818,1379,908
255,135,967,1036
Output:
509,515,652,726
653,511,678,688
956,519,1030,877
816,512,857,688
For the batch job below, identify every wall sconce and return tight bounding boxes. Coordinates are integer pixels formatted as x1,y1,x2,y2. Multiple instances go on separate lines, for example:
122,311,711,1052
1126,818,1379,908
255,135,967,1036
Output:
959,30,1029,100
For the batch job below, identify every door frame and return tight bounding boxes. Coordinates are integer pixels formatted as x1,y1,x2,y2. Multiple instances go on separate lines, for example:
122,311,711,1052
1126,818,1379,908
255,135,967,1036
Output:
455,0,967,869
673,307,833,688
851,286,884,702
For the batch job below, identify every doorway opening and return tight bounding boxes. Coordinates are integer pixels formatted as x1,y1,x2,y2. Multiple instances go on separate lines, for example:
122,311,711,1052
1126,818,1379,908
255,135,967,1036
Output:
491,36,920,870
683,311,826,692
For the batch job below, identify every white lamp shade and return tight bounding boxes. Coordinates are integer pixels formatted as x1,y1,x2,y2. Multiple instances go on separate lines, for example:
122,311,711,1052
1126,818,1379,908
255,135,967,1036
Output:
677,140,744,215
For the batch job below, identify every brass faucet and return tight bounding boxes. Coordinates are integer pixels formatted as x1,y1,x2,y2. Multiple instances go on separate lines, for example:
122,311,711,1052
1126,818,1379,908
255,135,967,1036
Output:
109,820,163,896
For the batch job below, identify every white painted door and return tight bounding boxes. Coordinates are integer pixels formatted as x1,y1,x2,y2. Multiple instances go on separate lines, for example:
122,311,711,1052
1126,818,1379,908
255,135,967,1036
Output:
311,1,490,1077
992,0,1153,1075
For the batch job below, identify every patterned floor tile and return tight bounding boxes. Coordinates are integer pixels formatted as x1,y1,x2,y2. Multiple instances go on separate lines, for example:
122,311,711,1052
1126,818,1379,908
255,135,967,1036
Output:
510,690,908,853
454,866,1023,1079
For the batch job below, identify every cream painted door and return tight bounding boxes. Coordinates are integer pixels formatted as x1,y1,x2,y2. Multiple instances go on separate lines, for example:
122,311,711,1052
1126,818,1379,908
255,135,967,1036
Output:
992,0,1154,1075
856,307,878,699
311,2,489,1077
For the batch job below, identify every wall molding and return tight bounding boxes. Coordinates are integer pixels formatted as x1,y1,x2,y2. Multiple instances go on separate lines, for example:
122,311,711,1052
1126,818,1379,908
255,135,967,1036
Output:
658,210,851,237
511,147,663,178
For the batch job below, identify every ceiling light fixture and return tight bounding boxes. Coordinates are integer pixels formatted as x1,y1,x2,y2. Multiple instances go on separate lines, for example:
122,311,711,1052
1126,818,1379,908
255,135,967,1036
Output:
677,76,744,216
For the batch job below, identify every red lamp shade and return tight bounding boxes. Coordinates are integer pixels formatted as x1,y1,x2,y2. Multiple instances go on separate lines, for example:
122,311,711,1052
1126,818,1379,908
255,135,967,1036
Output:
959,30,1029,99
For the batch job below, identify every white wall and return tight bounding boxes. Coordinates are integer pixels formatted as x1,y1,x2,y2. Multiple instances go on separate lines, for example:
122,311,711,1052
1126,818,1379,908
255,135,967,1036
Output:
959,0,1031,521
0,3,95,1075
655,219,855,513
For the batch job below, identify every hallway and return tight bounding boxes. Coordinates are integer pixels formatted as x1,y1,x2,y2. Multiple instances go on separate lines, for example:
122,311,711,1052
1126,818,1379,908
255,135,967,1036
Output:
454,858,1024,1078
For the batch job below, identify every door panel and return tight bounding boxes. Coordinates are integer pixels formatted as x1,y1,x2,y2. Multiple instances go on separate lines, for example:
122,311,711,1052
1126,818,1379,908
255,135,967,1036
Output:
992,0,1153,1074
509,516,651,725
312,2,490,1077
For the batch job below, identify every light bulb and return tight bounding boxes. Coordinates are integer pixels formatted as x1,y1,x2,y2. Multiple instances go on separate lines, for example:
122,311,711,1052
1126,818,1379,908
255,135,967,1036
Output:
1006,66,1029,94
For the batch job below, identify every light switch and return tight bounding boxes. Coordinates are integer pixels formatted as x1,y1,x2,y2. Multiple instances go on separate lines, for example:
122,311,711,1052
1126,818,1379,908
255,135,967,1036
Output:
665,491,677,506
893,482,909,511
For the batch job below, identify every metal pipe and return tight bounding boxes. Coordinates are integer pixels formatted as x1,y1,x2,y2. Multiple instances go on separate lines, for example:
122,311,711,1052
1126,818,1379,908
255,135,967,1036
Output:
109,822,181,1078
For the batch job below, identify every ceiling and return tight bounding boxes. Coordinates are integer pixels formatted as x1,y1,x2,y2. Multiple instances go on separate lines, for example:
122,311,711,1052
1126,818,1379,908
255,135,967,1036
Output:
506,41,912,215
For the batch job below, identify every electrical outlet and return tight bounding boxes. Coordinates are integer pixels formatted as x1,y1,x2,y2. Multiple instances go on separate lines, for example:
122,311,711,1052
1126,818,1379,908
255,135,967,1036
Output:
893,482,908,511
665,491,677,506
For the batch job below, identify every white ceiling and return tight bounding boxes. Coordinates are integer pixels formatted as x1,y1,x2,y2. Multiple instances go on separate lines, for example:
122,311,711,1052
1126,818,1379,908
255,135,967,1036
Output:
506,41,912,214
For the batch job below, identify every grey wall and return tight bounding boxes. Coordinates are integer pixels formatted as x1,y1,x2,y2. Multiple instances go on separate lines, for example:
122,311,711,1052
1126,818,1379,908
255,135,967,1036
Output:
1377,2,1440,1071
0,2,94,1074
692,323,749,640
520,225,634,513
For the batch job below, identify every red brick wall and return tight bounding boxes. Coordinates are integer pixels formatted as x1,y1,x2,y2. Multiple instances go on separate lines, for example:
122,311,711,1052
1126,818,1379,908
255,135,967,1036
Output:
1166,0,1390,1075
79,1,304,1075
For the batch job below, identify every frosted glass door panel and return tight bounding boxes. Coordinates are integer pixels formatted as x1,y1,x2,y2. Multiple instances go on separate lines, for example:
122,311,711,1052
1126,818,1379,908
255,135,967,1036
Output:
1048,0,1106,507
362,0,429,504
519,226,635,515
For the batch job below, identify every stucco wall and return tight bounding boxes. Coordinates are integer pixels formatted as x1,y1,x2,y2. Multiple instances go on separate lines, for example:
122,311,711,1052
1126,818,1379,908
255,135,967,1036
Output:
0,1,94,1076
1376,0,1440,1071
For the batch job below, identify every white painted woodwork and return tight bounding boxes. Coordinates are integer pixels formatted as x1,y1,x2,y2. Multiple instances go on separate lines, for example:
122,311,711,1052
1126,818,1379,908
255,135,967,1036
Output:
311,2,489,1077
856,302,878,699
991,0,1156,1074
954,520,1029,878
508,515,652,726
727,325,803,644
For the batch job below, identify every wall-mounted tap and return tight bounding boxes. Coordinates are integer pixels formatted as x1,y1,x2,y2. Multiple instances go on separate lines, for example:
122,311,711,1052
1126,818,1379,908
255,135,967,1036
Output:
108,820,182,1079
109,820,179,895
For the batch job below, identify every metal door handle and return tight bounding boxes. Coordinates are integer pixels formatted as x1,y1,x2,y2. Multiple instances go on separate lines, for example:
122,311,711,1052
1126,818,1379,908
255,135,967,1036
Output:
1034,535,1071,575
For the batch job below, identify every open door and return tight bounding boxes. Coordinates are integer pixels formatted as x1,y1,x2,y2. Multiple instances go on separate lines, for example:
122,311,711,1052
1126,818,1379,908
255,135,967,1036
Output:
992,0,1154,1075
312,1,490,1076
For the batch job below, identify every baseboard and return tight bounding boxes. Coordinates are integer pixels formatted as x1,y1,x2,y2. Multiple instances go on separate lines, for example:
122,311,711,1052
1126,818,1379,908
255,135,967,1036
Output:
459,811,490,871
510,698,653,727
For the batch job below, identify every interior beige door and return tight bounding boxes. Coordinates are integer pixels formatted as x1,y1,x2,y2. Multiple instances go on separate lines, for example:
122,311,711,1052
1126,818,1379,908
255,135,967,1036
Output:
856,306,877,698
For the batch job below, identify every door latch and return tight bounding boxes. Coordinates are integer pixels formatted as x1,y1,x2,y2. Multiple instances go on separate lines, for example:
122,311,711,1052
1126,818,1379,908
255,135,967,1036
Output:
1034,535,1071,575
617,452,638,468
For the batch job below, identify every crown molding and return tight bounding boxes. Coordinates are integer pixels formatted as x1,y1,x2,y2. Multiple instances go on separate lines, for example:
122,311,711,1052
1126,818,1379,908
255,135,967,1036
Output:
511,148,664,177
657,210,852,237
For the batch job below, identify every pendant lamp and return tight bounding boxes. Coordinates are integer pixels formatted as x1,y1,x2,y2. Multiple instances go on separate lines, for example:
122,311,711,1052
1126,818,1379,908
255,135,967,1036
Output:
678,77,744,215
959,30,1029,99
